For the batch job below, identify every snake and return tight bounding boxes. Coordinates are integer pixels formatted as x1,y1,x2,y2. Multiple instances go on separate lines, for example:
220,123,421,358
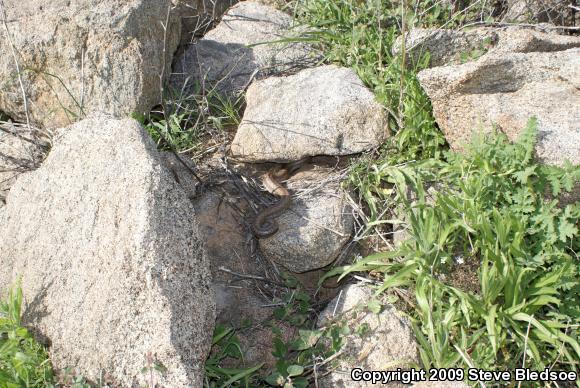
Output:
252,158,309,238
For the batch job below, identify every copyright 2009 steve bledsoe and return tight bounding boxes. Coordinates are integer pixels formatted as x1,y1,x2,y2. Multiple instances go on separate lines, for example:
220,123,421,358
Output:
350,367,578,384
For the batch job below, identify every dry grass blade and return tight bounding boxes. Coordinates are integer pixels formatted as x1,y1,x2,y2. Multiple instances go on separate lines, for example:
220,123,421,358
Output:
0,0,31,130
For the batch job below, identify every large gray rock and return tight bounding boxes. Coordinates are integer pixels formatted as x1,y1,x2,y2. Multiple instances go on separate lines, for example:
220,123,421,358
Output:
0,122,50,205
259,168,354,273
231,65,389,162
0,0,180,129
418,47,580,167
171,1,317,97
0,115,214,387
317,283,419,388
393,27,580,68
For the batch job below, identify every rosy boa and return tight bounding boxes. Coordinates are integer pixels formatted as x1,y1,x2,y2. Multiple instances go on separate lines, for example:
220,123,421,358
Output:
252,158,309,238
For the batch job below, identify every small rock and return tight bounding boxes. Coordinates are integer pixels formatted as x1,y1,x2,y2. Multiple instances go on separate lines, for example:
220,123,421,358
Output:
259,168,354,273
317,283,419,388
493,27,580,53
172,1,316,97
0,115,215,387
231,65,389,162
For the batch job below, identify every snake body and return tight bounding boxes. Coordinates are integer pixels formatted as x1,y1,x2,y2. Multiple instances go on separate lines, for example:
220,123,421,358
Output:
252,158,308,238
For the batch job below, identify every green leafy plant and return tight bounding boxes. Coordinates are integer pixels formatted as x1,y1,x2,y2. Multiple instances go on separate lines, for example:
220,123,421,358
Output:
408,0,499,28
334,118,579,374
203,275,348,388
140,352,168,388
204,324,263,388
57,368,93,388
0,283,54,387
263,276,348,387
136,84,242,153
456,37,493,64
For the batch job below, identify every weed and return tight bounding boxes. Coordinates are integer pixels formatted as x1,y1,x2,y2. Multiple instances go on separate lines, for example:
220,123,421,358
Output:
265,281,346,387
141,352,167,388
57,368,93,388
204,324,264,387
204,277,348,387
291,0,579,378
265,322,346,385
0,283,54,387
136,82,243,155
409,0,500,27
333,119,580,373
0,284,129,388
458,36,493,63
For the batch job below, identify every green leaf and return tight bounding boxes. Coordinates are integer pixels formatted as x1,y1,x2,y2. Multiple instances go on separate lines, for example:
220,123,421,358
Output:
265,372,285,386
153,361,168,373
273,307,288,320
219,363,263,388
292,376,309,388
513,166,536,184
290,329,323,351
558,218,577,242
212,325,233,346
286,365,304,377
511,313,555,340
367,299,382,314
528,295,560,308
272,337,287,358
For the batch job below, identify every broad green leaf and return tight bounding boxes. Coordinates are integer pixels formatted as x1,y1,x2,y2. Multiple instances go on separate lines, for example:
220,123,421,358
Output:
485,305,498,355
511,313,554,339
286,365,304,377
219,363,263,388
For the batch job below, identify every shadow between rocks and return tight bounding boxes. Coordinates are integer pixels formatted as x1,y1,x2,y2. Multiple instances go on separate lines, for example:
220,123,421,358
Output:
21,279,54,347
171,40,257,98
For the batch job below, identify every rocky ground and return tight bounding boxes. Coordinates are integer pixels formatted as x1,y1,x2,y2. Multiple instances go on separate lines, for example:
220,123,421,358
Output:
0,0,578,387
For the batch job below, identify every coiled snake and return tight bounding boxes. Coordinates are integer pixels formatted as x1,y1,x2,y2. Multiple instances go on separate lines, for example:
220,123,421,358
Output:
252,158,309,238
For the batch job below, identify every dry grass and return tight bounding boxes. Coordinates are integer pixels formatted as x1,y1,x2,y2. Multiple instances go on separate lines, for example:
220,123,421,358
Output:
0,120,51,204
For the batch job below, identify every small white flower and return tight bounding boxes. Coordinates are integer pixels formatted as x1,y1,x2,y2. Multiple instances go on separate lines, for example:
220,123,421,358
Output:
454,255,465,265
